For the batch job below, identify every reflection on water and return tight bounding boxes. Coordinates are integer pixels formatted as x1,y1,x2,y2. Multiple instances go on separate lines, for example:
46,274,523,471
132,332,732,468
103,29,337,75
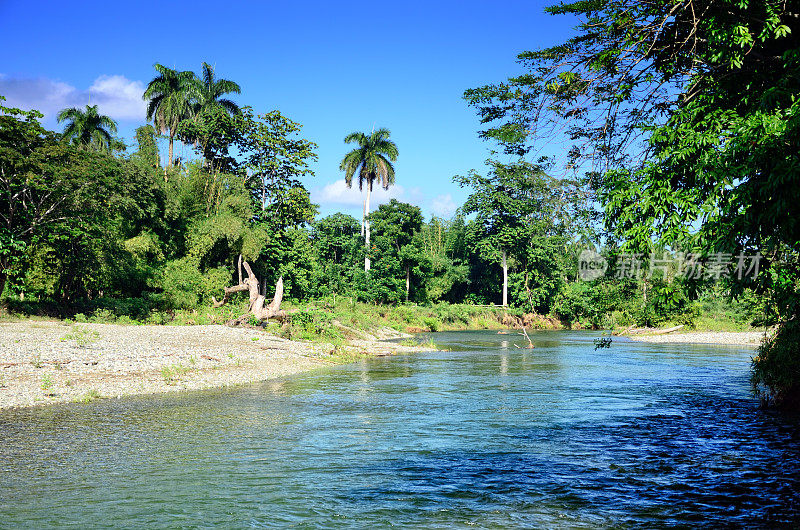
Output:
1,330,799,527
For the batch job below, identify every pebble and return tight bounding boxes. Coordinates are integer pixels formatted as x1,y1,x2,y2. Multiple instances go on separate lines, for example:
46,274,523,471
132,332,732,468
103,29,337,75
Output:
0,321,420,410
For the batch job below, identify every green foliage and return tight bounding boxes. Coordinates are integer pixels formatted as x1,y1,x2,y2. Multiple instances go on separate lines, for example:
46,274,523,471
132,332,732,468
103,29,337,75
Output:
753,321,800,408
75,389,101,403
160,258,230,310
56,105,119,152
456,160,590,310
339,128,398,192
161,362,192,384
311,213,362,298
143,63,197,167
60,325,100,348
283,309,342,341
131,124,159,169
367,200,424,303
237,108,318,217
422,317,440,332
467,0,795,404
40,373,55,393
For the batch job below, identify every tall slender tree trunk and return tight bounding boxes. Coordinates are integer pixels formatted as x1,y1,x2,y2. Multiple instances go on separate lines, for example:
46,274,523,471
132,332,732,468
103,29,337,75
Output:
166,133,174,179
361,195,366,237
0,272,7,302
364,181,372,271
405,265,410,302
501,249,508,307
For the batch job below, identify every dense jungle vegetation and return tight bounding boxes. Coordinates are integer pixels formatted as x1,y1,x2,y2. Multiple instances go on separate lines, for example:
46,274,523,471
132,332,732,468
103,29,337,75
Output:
2,0,798,406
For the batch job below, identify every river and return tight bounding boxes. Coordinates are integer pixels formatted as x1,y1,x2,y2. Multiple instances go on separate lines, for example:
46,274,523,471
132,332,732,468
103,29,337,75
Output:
1,330,799,527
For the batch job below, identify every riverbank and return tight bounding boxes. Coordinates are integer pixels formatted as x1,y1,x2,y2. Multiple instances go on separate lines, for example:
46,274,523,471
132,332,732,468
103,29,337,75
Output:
625,330,766,346
0,321,423,410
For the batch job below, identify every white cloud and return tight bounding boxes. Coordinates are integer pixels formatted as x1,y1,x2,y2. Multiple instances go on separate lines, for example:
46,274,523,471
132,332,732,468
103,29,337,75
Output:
0,74,146,122
314,179,406,208
88,75,147,120
431,193,457,218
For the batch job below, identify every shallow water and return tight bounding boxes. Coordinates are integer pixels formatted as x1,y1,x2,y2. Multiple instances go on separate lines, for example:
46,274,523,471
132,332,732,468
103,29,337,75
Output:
1,330,799,528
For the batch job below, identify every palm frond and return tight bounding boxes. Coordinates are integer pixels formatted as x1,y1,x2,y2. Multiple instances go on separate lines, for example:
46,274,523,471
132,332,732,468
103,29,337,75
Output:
218,98,241,115
201,62,214,87
343,131,367,145
56,107,81,123
99,115,118,134
213,79,241,96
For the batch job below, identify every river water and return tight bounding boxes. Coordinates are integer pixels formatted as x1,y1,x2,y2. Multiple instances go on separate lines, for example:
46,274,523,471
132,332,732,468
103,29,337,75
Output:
1,330,799,527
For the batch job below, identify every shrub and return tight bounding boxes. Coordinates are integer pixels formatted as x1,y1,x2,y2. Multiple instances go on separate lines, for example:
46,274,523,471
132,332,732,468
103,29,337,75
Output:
60,325,100,347
752,321,798,408
161,258,205,310
89,308,116,323
423,317,440,332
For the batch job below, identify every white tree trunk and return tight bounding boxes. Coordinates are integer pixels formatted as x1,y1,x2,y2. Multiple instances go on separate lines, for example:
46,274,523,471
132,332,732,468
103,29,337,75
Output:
211,255,285,322
168,136,174,168
361,193,366,237
405,266,410,302
364,181,372,271
501,249,508,307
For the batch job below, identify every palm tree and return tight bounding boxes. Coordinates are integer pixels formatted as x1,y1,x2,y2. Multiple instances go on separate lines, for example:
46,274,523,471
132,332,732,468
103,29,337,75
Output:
339,128,399,271
142,63,196,168
193,61,241,116
56,105,118,152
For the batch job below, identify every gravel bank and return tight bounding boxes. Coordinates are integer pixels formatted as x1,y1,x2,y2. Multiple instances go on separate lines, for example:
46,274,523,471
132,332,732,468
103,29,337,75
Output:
0,321,420,410
626,330,766,346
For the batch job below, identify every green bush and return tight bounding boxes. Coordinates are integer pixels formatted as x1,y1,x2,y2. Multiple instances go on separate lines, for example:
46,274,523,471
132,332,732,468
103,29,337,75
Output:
161,258,205,310
422,317,440,332
752,321,798,408
89,308,116,323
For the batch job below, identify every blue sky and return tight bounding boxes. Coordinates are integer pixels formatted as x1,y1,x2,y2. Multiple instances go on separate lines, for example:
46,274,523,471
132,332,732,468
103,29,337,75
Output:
0,0,577,220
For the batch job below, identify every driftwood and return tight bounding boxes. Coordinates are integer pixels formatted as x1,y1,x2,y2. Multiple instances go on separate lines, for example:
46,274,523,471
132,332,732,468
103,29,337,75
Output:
520,326,535,348
652,324,684,335
622,324,685,336
212,255,285,322
613,324,636,336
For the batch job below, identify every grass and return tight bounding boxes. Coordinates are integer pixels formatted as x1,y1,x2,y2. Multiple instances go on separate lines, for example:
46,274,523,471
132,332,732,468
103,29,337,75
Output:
60,325,100,347
75,389,101,403
4,293,527,338
324,349,373,364
416,338,440,351
276,300,514,342
690,315,759,332
160,363,192,384
4,288,760,345
40,373,55,396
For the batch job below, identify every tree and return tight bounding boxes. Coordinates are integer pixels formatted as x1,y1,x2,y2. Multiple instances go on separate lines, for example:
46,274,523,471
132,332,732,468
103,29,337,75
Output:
56,105,118,152
456,160,582,309
236,108,317,213
143,63,196,169
456,161,542,306
466,1,800,406
178,62,242,167
0,101,129,300
368,200,423,302
311,213,362,298
411,216,471,303
193,62,241,117
131,124,160,170
339,128,399,271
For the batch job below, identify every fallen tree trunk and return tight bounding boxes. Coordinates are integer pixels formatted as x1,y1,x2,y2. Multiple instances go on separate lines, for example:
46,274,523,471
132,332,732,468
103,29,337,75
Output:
212,255,285,322
652,324,684,335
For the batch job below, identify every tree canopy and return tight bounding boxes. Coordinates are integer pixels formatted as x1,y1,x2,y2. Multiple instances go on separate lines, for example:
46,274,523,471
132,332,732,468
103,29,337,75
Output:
465,0,800,405
56,104,118,152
